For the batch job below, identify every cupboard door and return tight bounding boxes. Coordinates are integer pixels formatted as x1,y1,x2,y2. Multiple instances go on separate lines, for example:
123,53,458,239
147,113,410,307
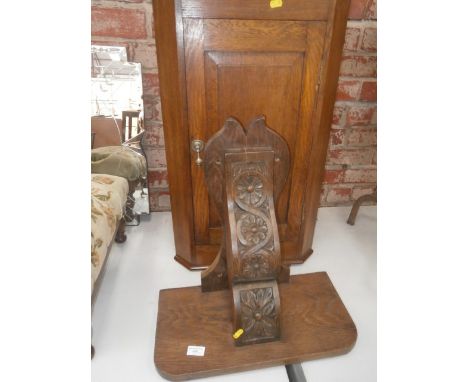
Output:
184,18,327,262
153,0,350,269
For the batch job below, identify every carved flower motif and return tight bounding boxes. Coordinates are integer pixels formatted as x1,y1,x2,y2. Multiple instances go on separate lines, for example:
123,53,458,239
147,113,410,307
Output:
241,252,270,278
236,175,264,206
240,287,277,338
238,214,268,245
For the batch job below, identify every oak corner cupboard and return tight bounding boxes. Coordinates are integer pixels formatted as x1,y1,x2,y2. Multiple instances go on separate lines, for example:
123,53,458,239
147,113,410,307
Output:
152,0,350,270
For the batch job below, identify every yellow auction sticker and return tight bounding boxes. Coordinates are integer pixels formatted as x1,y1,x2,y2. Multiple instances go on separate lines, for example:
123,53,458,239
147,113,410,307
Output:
233,328,244,339
270,0,283,9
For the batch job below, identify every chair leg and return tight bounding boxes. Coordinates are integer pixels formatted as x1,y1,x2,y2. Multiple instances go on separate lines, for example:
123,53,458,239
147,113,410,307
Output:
347,191,377,225
125,180,138,223
115,217,127,243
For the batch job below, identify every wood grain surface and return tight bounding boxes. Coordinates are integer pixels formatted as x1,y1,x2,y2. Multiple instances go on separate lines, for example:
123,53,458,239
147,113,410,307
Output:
201,117,290,293
153,0,351,270
153,0,195,263
181,0,331,21
154,272,357,380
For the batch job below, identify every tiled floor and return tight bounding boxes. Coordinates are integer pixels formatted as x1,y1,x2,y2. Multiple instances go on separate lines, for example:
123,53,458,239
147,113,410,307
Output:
92,206,376,382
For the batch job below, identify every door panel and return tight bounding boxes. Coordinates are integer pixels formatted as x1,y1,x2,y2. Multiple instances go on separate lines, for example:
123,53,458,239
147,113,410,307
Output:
185,18,327,249
207,51,303,228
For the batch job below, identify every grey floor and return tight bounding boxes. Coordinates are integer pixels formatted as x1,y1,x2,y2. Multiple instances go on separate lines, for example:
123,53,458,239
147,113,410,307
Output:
92,206,376,382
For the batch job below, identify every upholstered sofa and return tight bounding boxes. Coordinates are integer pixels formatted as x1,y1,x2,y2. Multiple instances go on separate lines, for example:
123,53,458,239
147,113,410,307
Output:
91,173,129,358
91,173,129,294
91,145,147,222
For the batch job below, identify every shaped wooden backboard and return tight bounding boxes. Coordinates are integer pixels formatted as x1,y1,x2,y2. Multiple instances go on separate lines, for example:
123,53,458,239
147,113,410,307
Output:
202,116,289,345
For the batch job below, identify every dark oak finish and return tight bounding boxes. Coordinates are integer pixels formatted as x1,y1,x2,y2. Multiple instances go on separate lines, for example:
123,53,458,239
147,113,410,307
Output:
154,272,357,381
153,0,195,263
298,0,352,257
153,0,350,270
201,117,288,345
232,280,281,346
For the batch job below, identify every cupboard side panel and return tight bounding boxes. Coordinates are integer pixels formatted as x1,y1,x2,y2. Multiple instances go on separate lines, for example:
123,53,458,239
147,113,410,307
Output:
153,0,195,262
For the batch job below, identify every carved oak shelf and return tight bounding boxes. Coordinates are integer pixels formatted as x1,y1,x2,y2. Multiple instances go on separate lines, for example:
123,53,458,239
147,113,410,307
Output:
154,272,357,381
154,117,357,379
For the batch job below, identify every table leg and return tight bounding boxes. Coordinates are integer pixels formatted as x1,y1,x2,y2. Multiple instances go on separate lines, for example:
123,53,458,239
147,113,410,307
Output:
286,363,307,382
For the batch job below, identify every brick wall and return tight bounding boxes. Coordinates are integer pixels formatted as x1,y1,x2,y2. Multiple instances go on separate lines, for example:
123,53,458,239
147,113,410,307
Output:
322,0,377,206
91,0,377,211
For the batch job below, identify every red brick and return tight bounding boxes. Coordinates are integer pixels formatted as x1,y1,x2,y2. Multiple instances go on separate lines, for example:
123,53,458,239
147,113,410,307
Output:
348,0,370,19
146,148,167,169
144,98,162,123
148,191,160,211
327,149,374,165
340,55,377,77
360,80,377,101
148,189,172,211
132,42,157,70
150,11,155,39
323,169,345,184
327,187,352,203
91,7,146,39
329,128,345,147
365,0,377,20
147,169,168,188
149,191,157,211
158,191,171,209
344,27,361,51
332,104,347,126
348,128,377,146
142,73,160,97
143,123,165,146
320,186,328,204
344,168,377,183
361,28,377,52
352,186,376,200
149,189,172,212
346,105,376,126
336,79,361,101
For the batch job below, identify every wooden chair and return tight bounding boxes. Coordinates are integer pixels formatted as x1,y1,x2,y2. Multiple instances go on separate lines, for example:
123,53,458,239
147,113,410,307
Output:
347,188,377,225
121,110,142,142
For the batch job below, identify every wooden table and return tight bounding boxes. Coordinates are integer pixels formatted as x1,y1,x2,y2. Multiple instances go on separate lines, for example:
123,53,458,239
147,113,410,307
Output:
154,272,357,381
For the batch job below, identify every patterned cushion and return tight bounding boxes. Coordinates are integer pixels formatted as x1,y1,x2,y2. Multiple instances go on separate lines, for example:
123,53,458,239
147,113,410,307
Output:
91,146,146,182
91,174,129,292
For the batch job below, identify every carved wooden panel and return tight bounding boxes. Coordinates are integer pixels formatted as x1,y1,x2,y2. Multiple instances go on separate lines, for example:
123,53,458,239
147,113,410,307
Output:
202,117,287,345
203,117,290,219
232,281,281,346
202,117,290,290
225,152,281,283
